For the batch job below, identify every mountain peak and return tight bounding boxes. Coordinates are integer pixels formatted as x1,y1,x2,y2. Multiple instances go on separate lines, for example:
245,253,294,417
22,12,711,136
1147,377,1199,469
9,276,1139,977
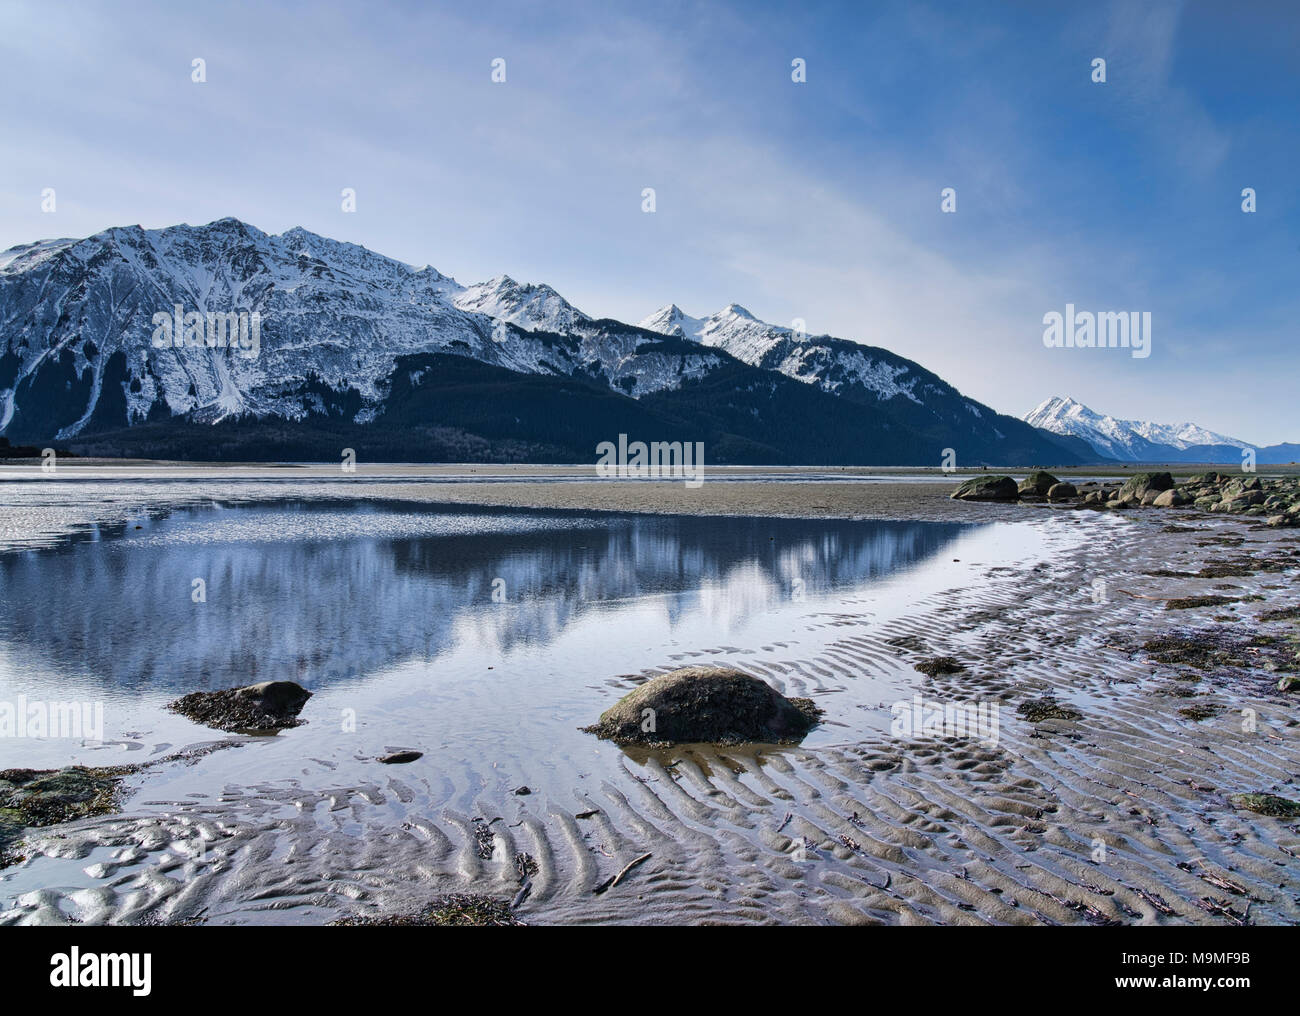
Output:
719,302,755,320
452,273,587,332
638,304,704,339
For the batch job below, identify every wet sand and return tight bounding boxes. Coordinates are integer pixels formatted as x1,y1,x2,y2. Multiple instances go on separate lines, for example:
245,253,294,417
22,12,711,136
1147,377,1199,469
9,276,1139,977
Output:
1,465,1298,925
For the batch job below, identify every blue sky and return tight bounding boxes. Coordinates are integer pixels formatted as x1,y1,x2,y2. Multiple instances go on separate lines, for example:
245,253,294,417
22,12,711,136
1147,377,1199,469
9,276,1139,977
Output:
2,0,1297,441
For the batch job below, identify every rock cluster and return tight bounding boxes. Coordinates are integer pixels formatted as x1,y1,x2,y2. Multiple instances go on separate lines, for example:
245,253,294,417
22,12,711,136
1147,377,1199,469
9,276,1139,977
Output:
953,470,1300,526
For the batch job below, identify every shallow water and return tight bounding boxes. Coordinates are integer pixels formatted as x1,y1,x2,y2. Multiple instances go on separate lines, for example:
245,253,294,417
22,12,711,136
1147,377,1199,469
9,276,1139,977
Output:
0,495,1081,924
0,500,1006,768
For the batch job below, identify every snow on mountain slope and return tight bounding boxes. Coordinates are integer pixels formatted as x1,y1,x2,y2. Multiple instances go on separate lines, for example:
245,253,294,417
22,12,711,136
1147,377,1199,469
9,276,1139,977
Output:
1024,396,1250,460
453,275,589,333
0,220,711,440
639,302,929,403
637,304,707,340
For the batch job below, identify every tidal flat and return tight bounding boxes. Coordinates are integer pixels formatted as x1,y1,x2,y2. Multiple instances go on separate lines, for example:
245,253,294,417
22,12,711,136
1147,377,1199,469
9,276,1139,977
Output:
0,464,1297,926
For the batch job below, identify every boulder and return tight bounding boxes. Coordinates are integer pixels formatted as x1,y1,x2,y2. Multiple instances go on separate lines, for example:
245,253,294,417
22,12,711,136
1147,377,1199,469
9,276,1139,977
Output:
1222,477,1263,499
1153,488,1189,507
1046,482,1078,501
583,666,822,746
1018,471,1060,497
1119,472,1174,500
950,475,1019,501
168,680,312,733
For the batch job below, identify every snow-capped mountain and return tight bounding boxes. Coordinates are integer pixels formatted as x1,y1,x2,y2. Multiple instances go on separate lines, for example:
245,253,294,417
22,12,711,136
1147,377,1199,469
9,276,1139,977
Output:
0,218,1077,465
640,302,929,405
1024,396,1252,461
0,218,720,440
452,275,588,333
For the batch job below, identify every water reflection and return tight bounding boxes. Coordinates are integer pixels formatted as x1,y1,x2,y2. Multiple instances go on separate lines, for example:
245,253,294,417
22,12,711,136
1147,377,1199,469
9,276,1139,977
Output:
0,502,972,695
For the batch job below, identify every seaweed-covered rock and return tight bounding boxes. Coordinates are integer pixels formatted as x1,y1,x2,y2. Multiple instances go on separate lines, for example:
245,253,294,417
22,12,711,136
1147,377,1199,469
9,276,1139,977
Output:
913,656,967,676
333,893,525,927
1015,697,1082,722
583,666,821,746
1222,477,1262,498
168,680,311,733
1018,471,1060,497
950,476,1018,501
1,765,131,866
1228,793,1300,818
1046,482,1077,501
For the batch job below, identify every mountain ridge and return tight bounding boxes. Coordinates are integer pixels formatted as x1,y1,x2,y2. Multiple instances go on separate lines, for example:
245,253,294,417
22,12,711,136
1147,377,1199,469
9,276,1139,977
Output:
0,217,1075,465
1025,395,1297,464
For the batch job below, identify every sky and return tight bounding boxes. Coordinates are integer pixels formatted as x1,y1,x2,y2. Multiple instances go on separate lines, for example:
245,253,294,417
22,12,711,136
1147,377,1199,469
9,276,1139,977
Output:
2,0,1297,442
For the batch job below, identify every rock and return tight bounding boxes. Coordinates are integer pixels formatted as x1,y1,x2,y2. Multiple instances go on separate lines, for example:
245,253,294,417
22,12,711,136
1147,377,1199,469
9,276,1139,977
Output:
913,656,967,676
1,765,132,866
1119,472,1174,500
378,750,422,764
1016,697,1082,722
1046,482,1077,501
1228,792,1300,818
1153,488,1189,507
1277,675,1300,693
1105,498,1133,509
1266,514,1293,528
583,666,822,746
168,680,312,733
333,893,525,927
950,475,1018,501
1189,471,1220,483
1017,471,1060,497
1222,477,1263,498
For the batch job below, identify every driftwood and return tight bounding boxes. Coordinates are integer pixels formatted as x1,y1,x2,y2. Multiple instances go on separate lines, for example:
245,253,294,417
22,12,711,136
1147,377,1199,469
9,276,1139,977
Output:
593,852,652,894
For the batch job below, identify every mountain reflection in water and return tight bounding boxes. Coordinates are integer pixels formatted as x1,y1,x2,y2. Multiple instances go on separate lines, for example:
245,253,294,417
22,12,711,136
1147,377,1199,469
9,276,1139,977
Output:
0,502,973,696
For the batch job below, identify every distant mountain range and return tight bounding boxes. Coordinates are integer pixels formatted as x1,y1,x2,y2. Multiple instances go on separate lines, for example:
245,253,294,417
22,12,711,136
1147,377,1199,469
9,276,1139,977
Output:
1025,396,1300,465
0,218,1074,465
